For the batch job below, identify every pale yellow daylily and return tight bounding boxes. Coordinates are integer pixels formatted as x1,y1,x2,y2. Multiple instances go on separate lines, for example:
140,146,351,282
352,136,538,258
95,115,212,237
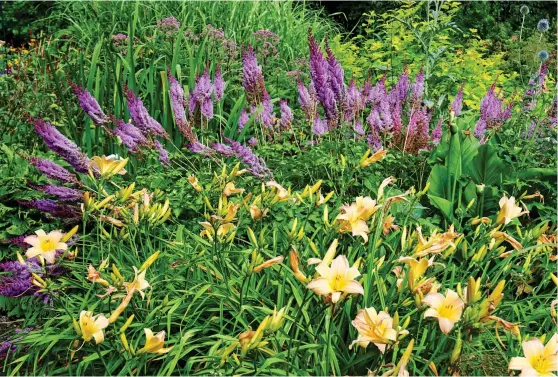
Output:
414,225,459,257
265,181,291,202
138,328,174,354
90,155,128,178
223,182,244,197
79,311,109,344
350,307,398,353
337,197,381,243
497,195,528,225
125,267,150,299
306,255,364,303
509,333,558,376
423,289,464,334
188,175,203,192
24,229,68,264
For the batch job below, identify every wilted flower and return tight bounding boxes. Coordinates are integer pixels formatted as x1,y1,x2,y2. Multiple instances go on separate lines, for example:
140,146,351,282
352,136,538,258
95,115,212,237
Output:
537,19,550,33
509,333,557,376
306,255,364,303
350,307,398,353
423,289,464,334
78,311,109,344
138,328,174,354
188,175,202,192
24,229,67,264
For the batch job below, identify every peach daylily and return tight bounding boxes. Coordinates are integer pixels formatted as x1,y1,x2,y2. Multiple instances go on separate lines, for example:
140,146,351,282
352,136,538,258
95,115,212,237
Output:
423,289,464,334
266,181,291,202
188,175,203,192
497,195,528,225
414,225,459,257
24,229,68,264
138,328,174,354
350,307,398,353
509,333,557,376
125,267,150,299
223,182,244,197
306,255,364,303
79,311,109,344
337,197,381,243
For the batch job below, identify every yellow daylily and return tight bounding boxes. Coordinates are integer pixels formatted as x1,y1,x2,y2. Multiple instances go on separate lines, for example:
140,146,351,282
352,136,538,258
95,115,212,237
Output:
188,175,203,192
360,148,387,168
138,328,174,354
397,256,438,294
509,333,557,376
199,221,235,241
125,267,150,299
414,225,459,257
423,289,464,334
90,155,128,178
337,197,381,243
78,311,109,344
306,255,364,303
350,307,398,353
223,182,244,197
24,229,68,264
497,195,528,225
265,181,291,202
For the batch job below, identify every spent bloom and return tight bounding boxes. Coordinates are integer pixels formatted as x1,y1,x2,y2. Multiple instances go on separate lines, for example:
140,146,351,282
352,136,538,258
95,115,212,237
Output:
508,333,558,377
71,83,108,126
125,88,169,139
306,255,364,303
423,289,464,334
78,311,109,344
537,19,550,33
24,229,68,264
31,117,90,173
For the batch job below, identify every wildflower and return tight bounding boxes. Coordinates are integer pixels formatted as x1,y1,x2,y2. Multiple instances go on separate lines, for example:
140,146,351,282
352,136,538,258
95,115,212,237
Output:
383,214,399,235
90,155,128,178
279,99,293,129
28,157,78,184
223,182,244,197
497,195,528,225
125,88,169,139
306,255,364,303
537,19,550,33
71,83,108,126
78,311,109,344
157,16,180,34
242,45,266,105
125,267,150,299
188,175,202,192
111,118,149,153
154,140,170,167
410,68,425,107
414,225,459,257
138,328,174,354
350,307,398,353
31,117,90,173
423,289,464,334
360,148,387,167
253,256,284,273
509,333,557,376
30,184,83,201
431,117,443,145
520,5,529,15
538,50,550,62
24,229,67,264
112,33,129,48
213,64,225,101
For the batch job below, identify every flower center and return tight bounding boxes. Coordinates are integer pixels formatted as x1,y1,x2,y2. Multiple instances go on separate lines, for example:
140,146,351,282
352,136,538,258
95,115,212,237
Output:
40,238,56,252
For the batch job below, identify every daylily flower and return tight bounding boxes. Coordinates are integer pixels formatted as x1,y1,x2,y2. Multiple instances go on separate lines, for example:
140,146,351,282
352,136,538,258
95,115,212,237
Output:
509,333,557,376
90,155,128,178
78,311,109,344
307,238,338,266
199,221,235,241
306,255,364,303
397,256,439,294
360,148,387,168
188,175,203,192
423,289,464,334
497,195,528,225
249,204,267,220
138,328,174,354
24,229,68,264
383,214,399,235
337,197,381,243
125,267,150,299
266,181,291,202
414,225,459,257
223,182,244,197
87,265,109,287
350,307,398,353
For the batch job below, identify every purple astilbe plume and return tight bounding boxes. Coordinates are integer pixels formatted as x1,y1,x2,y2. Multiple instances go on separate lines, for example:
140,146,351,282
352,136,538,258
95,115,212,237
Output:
28,157,78,184
474,119,487,140
392,70,410,103
366,75,386,105
211,142,234,157
410,68,425,108
280,99,293,129
19,199,80,220
224,138,272,178
191,69,214,120
474,85,513,140
111,118,149,153
242,46,266,105
168,72,197,142
366,106,384,133
378,98,393,131
187,141,212,156
0,261,33,297
362,78,373,103
157,16,181,34
451,85,464,117
367,132,382,151
125,88,169,139
0,235,29,248
258,91,275,128
548,98,557,127
312,116,328,136
30,185,83,201
70,83,108,126
298,80,316,120
31,117,90,173
392,102,403,137
431,117,443,145
308,30,337,124
325,42,346,101
345,79,364,122
248,137,258,147
213,64,225,101
154,140,170,167
354,120,365,137
238,108,250,131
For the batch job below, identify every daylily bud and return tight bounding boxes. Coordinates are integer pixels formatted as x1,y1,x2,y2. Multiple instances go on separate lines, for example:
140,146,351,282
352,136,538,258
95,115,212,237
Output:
247,227,258,247
253,256,284,273
340,154,346,168
140,250,160,272
310,180,322,194
450,332,462,364
289,248,308,283
120,332,130,351
62,225,79,242
267,307,286,332
73,318,82,336
120,315,135,333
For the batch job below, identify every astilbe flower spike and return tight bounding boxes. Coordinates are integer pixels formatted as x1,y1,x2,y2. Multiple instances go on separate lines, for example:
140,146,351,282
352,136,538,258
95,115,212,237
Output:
238,108,250,131
410,68,425,108
213,63,225,101
279,99,293,129
154,140,170,167
242,45,266,106
167,72,196,143
28,157,78,184
191,69,214,120
30,185,84,201
31,117,90,173
70,83,108,126
125,87,169,139
325,42,346,102
111,117,149,153
474,85,513,141
451,85,464,117
431,117,443,145
19,199,80,221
